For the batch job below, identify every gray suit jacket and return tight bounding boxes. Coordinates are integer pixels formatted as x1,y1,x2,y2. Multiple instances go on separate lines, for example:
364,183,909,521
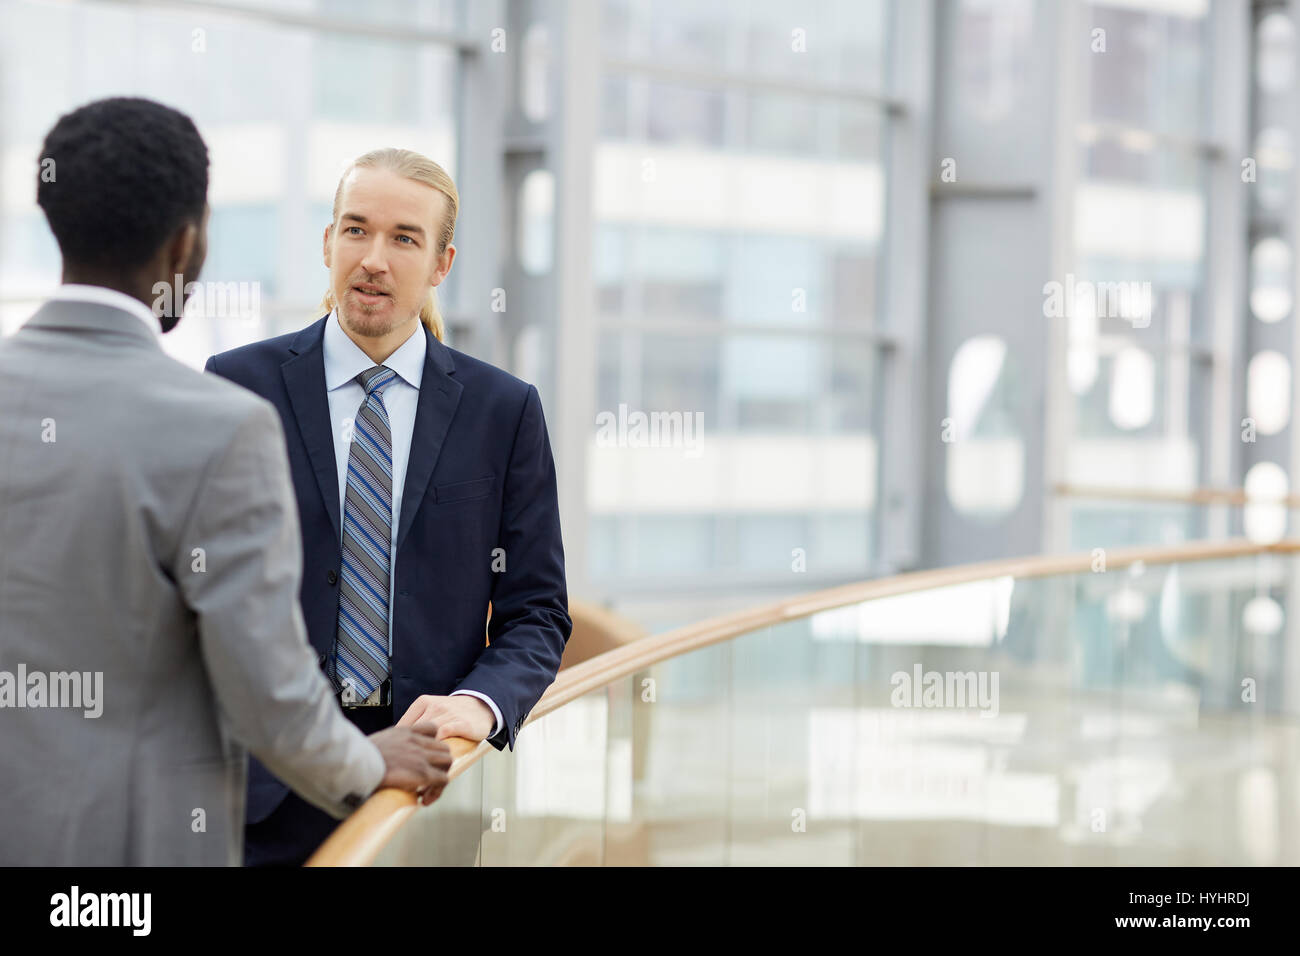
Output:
0,299,384,865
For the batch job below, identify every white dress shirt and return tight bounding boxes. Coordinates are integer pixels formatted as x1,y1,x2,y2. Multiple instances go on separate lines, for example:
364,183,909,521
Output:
49,284,161,334
323,310,502,735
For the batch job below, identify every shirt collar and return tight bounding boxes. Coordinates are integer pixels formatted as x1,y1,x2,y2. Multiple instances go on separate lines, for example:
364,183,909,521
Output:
322,309,426,392
49,284,161,335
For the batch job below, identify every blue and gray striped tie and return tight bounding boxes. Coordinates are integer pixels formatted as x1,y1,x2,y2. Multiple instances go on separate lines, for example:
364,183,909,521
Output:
332,364,399,702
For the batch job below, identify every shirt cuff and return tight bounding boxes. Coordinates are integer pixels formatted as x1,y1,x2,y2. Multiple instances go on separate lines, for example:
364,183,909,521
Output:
449,689,502,738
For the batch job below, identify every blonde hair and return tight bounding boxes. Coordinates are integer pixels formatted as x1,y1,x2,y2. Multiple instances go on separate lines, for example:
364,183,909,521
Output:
320,147,459,342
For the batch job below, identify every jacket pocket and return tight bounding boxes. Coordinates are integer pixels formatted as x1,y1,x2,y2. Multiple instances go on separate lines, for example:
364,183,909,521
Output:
435,475,495,504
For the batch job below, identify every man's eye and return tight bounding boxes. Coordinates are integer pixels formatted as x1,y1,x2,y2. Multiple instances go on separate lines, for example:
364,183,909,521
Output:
396,235,415,244
346,226,364,236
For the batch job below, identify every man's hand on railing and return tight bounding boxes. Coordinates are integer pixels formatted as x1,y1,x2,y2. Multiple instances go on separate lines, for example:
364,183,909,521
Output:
368,725,452,806
397,693,496,742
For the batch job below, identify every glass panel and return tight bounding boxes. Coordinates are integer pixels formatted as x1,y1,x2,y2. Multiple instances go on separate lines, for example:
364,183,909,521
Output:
478,685,612,865
195,0,462,31
600,0,889,94
1066,500,1211,551
589,330,877,581
728,621,861,863
1067,0,1213,507
1082,0,1210,136
632,644,732,863
0,1,458,360
371,755,484,866
1061,494,1300,551
592,22,890,595
1074,137,1207,342
518,170,556,276
369,550,1300,865
593,226,883,330
1065,349,1210,492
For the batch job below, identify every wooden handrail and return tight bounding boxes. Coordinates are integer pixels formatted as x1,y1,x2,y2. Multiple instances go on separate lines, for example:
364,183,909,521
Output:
1054,482,1300,508
309,536,1300,866
306,737,484,866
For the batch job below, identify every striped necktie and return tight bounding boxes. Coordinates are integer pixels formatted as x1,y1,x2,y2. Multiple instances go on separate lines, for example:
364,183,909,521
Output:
332,364,399,702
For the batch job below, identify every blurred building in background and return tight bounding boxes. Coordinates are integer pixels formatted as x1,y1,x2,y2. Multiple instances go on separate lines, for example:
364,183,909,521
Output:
1,0,1296,637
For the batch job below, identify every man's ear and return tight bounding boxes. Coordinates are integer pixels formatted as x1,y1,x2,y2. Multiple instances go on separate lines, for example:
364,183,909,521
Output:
168,221,199,279
430,242,456,288
323,223,333,268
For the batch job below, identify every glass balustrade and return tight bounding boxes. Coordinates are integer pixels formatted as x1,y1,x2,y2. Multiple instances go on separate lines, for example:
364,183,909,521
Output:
362,546,1300,866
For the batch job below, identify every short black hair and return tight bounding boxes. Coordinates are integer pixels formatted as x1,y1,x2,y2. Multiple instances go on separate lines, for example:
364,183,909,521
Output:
37,97,209,270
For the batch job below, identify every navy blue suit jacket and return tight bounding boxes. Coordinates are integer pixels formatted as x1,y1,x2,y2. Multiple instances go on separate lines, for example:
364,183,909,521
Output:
206,316,571,823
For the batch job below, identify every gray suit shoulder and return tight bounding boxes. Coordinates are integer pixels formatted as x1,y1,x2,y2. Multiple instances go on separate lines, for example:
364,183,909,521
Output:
149,349,287,454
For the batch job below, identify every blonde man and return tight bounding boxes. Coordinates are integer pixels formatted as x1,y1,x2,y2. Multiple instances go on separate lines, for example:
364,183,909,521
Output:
206,149,571,865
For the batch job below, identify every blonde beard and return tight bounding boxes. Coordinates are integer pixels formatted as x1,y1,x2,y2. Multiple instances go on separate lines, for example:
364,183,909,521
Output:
337,296,417,339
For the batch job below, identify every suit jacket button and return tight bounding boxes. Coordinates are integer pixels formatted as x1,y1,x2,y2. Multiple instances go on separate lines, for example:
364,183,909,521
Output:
327,570,338,585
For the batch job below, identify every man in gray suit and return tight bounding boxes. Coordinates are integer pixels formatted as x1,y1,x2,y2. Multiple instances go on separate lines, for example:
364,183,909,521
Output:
0,97,452,865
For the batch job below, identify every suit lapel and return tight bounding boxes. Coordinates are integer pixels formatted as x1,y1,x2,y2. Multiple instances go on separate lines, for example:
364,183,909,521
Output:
396,327,462,554
280,317,342,544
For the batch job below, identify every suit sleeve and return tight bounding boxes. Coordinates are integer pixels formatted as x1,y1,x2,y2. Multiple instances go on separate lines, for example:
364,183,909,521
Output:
174,398,385,817
458,384,572,751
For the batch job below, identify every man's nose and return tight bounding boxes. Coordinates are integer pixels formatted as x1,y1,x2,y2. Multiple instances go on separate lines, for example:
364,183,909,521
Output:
360,237,389,275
